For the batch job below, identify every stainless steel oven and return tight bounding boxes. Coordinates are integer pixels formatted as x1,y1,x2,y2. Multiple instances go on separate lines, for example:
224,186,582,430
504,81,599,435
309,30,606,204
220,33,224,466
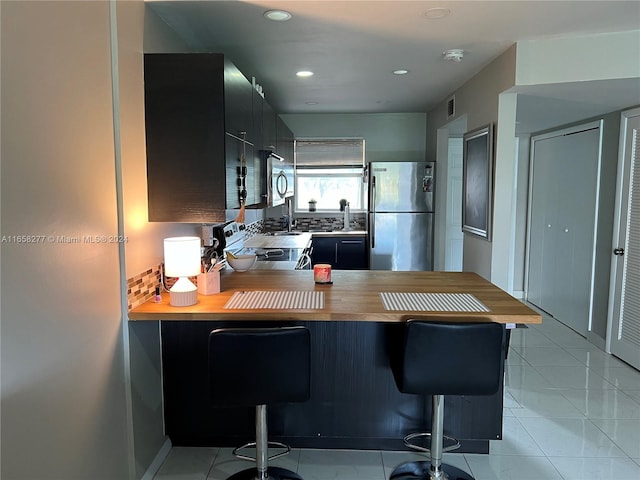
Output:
222,222,310,269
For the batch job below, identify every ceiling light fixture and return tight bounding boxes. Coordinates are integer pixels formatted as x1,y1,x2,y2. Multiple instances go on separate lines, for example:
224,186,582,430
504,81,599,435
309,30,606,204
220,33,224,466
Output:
264,10,292,21
443,49,464,62
423,8,451,19
296,70,314,78
393,69,409,75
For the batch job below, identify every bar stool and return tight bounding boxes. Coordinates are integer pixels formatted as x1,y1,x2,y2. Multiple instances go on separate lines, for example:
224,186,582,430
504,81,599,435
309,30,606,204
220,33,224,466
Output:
208,326,311,480
390,319,504,480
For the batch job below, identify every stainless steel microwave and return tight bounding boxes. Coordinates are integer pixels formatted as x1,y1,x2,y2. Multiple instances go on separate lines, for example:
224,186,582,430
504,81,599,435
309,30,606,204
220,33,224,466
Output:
264,151,294,207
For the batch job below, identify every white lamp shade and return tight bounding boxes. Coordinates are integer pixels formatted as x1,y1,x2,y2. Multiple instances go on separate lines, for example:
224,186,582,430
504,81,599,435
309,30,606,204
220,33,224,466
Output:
164,236,201,278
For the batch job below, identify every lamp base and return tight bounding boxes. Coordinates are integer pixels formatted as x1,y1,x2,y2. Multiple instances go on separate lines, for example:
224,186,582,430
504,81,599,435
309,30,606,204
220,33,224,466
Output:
169,277,198,306
169,289,198,307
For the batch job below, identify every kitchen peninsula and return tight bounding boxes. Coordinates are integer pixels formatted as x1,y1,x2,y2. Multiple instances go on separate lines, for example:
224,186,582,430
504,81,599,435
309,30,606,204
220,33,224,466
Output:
129,270,540,452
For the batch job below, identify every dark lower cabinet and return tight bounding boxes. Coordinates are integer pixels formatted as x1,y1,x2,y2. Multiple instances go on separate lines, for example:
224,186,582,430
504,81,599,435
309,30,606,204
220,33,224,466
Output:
311,235,368,269
160,320,504,452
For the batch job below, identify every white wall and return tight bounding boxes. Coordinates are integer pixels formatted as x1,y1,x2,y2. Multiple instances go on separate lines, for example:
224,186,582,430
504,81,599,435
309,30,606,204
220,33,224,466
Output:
516,31,640,86
1,1,130,478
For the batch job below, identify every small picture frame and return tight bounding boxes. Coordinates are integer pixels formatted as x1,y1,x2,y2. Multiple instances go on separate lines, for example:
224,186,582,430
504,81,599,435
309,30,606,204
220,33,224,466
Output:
462,124,494,240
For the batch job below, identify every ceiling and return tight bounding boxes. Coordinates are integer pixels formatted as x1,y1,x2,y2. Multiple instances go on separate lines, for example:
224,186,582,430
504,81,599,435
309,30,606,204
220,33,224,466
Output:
147,1,640,133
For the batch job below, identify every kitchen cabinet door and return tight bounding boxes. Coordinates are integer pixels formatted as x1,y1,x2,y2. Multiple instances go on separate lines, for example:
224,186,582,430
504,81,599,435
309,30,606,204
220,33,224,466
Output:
310,237,336,266
276,116,294,165
144,54,227,222
336,237,369,270
224,60,253,142
311,236,368,270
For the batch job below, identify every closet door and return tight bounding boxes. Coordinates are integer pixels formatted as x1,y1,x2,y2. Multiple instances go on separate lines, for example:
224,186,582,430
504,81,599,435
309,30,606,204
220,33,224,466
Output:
527,123,601,336
608,109,640,370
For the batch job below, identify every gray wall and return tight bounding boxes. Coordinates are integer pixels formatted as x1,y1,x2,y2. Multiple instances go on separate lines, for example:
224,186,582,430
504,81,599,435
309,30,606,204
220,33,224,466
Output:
1,1,130,478
1,2,198,478
427,46,518,282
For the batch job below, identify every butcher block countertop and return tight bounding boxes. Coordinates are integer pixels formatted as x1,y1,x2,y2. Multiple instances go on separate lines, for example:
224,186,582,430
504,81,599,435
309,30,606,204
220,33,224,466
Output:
129,270,541,324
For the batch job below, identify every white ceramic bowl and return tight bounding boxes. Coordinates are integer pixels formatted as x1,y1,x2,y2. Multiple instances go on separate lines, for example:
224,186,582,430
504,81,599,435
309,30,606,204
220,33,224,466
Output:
227,254,257,272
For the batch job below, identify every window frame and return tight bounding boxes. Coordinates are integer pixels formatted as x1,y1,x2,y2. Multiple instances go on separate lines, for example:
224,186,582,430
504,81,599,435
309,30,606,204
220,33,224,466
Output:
294,138,366,214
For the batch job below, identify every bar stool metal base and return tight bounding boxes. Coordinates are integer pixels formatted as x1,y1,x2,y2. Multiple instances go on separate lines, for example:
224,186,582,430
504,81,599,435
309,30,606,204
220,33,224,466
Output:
389,461,474,480
404,432,461,454
233,441,290,462
226,465,303,480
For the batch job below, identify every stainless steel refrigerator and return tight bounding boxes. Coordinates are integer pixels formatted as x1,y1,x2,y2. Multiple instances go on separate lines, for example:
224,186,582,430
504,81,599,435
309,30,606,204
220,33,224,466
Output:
368,161,434,270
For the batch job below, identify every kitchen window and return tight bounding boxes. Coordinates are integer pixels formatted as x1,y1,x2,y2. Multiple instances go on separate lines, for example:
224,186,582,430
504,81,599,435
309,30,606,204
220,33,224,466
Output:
294,139,365,212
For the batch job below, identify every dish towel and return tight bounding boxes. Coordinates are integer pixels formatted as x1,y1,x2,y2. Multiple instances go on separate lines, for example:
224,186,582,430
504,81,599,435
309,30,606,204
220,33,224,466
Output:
224,290,324,310
380,292,489,312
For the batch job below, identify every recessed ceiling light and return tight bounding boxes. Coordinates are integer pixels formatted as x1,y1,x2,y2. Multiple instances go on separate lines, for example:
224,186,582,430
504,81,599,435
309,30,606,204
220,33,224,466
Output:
423,7,451,19
296,70,314,78
393,69,409,75
264,10,292,21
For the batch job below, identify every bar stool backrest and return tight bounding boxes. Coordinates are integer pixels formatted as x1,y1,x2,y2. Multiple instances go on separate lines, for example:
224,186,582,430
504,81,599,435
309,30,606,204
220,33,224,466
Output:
208,326,311,407
394,319,504,396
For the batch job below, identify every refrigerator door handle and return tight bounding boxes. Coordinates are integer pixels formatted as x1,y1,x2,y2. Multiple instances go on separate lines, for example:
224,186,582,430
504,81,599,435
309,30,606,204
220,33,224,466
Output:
370,175,376,248
370,213,375,248
371,175,376,214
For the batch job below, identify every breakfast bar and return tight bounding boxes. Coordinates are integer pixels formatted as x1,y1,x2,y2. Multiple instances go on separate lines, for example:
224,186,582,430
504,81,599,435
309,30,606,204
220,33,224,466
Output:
129,270,541,452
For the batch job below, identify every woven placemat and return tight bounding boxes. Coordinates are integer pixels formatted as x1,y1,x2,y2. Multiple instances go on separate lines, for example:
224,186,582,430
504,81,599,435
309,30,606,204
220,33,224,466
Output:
380,292,489,312
224,290,324,310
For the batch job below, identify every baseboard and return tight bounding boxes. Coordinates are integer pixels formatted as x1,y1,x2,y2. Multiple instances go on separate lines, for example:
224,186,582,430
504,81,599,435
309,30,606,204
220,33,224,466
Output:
141,437,172,480
512,290,524,299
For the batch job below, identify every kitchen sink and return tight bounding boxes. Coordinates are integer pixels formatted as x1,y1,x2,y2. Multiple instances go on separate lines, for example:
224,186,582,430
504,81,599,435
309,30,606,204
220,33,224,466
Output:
267,231,303,236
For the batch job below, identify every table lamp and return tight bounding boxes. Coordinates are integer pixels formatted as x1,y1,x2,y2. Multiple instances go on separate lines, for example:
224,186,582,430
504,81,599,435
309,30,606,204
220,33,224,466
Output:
164,236,201,306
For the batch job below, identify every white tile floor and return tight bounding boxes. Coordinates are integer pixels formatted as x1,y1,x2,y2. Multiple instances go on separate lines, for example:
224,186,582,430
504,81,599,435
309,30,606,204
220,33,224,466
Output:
154,311,640,480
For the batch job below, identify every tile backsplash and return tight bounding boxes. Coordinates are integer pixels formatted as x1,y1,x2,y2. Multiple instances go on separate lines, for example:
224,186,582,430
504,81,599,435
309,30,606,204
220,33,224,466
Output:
127,265,161,310
263,214,366,232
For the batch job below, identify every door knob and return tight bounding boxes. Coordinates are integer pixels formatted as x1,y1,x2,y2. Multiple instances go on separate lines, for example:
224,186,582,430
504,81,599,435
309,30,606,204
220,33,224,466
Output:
613,248,625,256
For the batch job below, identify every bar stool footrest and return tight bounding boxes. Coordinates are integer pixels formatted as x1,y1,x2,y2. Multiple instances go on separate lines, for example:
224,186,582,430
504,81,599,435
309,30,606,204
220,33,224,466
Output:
226,466,303,480
232,441,291,462
390,461,475,480
404,432,461,454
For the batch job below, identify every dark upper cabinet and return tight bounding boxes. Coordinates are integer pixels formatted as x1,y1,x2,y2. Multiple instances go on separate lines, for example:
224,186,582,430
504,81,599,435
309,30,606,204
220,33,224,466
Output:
224,61,253,142
252,90,267,205
144,53,255,222
144,53,292,222
144,54,227,222
262,101,277,152
276,116,294,165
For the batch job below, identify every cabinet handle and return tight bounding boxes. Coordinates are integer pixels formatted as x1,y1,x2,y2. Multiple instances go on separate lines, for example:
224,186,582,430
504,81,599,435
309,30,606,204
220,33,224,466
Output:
341,240,363,244
335,244,338,263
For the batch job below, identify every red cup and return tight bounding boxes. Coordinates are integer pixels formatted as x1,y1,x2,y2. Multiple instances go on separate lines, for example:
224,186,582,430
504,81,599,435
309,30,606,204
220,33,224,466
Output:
313,264,332,284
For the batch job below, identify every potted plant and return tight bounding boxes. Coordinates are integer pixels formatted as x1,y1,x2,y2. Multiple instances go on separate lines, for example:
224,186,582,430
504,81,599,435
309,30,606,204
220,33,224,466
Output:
308,198,317,212
339,198,348,212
